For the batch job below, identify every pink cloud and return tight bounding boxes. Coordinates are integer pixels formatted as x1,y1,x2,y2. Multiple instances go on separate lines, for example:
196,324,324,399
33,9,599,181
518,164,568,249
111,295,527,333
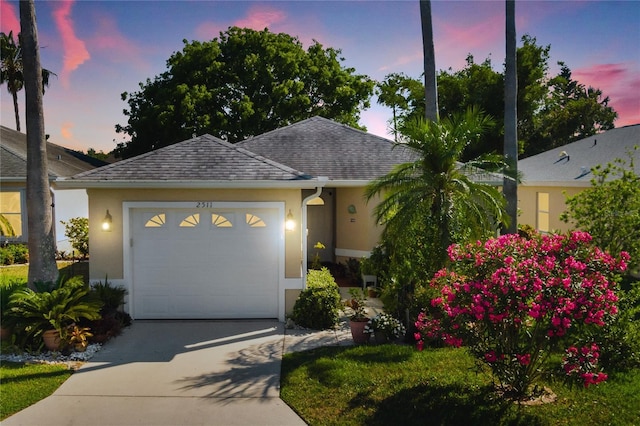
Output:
0,0,19,35
196,5,287,40
574,63,640,127
60,121,74,141
88,14,148,71
235,5,288,31
52,0,90,87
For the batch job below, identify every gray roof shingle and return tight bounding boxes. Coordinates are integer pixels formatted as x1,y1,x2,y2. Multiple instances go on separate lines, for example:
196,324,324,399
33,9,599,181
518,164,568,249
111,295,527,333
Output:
518,124,640,185
0,125,106,179
68,134,310,182
237,116,417,181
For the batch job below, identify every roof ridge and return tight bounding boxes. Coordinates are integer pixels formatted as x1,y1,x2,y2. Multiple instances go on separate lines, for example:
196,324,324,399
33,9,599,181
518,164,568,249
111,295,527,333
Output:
230,143,309,178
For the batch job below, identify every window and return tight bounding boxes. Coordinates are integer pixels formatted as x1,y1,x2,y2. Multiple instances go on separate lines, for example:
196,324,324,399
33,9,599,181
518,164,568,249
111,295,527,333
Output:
245,213,266,228
0,191,23,238
211,213,232,228
537,192,549,233
179,213,200,227
145,213,166,228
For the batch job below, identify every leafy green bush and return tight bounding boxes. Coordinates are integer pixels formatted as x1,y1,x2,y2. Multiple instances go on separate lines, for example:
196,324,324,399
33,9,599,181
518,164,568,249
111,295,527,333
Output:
1,280,26,325
0,244,28,265
60,217,89,258
592,279,640,371
291,268,342,330
91,277,127,313
6,276,102,349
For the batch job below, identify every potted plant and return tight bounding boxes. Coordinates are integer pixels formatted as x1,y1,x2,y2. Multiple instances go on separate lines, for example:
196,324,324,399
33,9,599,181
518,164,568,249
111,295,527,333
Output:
360,256,377,292
7,276,102,351
347,289,369,344
364,313,406,344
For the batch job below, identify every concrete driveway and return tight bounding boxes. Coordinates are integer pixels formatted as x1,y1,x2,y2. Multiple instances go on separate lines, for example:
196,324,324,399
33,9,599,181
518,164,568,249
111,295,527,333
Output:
3,320,309,426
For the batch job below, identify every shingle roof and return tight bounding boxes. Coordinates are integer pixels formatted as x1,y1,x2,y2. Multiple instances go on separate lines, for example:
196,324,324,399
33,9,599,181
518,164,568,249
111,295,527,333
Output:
0,125,107,179
519,124,640,185
68,134,310,182
237,116,417,181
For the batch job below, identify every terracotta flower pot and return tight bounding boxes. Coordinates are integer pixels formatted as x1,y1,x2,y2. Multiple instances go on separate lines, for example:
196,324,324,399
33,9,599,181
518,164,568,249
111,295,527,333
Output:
349,319,370,344
42,329,62,351
374,332,390,344
0,326,13,341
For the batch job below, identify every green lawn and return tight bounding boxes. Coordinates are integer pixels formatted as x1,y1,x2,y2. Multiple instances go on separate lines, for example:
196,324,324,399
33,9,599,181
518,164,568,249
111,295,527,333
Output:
281,344,640,426
0,261,88,286
0,362,73,420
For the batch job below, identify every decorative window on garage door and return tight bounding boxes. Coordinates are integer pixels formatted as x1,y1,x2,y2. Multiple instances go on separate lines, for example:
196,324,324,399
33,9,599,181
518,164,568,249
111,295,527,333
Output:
179,213,200,227
211,213,233,228
145,213,166,228
245,213,266,228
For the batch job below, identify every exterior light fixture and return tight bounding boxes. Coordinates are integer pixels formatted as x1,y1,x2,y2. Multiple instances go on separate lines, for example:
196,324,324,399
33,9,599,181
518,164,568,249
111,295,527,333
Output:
285,209,295,231
102,209,113,231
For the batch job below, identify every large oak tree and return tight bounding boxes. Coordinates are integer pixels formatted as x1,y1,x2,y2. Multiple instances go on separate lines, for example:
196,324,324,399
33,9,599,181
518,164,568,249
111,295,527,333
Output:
115,27,374,158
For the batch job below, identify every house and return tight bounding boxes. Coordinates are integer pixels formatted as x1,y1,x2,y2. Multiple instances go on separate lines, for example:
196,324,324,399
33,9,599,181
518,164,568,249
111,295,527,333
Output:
518,124,639,233
0,125,107,252
57,117,419,321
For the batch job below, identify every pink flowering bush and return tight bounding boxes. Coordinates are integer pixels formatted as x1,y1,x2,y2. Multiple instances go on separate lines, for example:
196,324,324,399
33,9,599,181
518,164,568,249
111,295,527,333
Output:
415,231,629,399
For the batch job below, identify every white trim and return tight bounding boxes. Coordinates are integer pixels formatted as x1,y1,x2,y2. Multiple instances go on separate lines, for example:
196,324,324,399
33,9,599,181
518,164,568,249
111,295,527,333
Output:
122,201,287,321
521,181,591,188
335,248,371,259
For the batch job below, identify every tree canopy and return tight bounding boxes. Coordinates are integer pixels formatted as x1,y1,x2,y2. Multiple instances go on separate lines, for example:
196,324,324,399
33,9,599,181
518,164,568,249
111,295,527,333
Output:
115,27,375,158
376,35,617,161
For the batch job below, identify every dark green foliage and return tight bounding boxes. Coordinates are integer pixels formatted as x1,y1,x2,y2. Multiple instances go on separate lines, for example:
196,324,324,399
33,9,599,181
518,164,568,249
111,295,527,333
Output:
291,268,342,330
0,244,29,265
91,277,127,313
593,280,640,371
376,35,617,160
6,276,102,347
115,26,374,158
0,279,25,323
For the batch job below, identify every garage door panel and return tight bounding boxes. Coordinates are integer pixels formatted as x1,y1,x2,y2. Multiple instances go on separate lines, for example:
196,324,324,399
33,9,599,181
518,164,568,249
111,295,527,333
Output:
132,207,280,319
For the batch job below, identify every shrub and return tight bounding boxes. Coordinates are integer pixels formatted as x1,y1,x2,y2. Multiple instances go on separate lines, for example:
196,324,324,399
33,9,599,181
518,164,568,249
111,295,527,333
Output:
60,217,89,258
7,276,103,349
0,244,28,265
291,268,342,330
415,231,628,400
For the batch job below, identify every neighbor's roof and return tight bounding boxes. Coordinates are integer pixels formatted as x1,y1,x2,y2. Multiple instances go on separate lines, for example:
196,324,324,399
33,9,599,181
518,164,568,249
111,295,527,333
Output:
61,134,313,188
518,124,640,187
0,125,107,180
237,116,418,182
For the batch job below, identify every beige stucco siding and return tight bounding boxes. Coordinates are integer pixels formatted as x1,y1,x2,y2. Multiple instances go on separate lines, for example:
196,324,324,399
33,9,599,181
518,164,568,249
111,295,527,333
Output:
87,188,303,281
518,185,585,233
335,187,382,261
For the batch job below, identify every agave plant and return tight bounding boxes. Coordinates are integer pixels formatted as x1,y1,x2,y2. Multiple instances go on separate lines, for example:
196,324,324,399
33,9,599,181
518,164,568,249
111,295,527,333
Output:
7,276,103,342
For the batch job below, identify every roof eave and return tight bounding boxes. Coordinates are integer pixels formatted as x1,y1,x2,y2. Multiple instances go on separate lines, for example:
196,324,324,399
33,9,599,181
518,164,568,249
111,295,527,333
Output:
520,180,591,188
54,179,325,190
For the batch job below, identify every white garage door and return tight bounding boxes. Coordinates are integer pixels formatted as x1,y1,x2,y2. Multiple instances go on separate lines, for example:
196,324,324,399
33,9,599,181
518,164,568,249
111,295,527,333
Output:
131,206,280,319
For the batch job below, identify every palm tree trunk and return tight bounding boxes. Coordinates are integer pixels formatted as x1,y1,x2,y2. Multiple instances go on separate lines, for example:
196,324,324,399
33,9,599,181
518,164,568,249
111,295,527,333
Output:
420,0,439,122
20,0,58,288
503,0,518,234
11,90,21,132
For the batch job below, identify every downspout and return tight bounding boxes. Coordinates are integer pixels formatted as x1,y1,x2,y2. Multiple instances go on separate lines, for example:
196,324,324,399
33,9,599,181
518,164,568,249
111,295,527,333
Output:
301,177,328,288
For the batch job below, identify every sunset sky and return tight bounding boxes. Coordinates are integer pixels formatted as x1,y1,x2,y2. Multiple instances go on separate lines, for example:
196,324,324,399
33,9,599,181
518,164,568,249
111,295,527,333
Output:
1,0,639,154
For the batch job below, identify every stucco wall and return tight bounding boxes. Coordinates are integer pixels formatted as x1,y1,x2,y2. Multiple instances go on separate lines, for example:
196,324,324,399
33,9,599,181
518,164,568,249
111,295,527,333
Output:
519,185,585,233
335,187,382,262
87,188,303,281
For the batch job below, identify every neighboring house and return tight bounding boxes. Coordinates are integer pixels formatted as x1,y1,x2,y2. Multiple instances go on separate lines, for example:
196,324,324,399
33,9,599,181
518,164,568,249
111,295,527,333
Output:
518,124,639,234
58,117,420,321
0,126,107,253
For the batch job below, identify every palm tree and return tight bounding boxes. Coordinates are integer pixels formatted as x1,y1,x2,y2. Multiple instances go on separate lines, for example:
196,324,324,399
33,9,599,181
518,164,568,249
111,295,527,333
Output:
365,108,509,271
420,0,439,122
20,0,58,287
1,30,55,132
503,0,518,233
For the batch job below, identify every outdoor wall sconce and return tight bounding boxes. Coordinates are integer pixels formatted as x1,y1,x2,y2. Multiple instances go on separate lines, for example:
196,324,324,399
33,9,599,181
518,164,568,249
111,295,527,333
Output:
285,209,295,231
102,209,113,231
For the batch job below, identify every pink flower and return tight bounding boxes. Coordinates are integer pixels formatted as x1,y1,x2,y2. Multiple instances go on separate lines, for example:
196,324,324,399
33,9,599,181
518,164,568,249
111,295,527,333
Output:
516,353,531,365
